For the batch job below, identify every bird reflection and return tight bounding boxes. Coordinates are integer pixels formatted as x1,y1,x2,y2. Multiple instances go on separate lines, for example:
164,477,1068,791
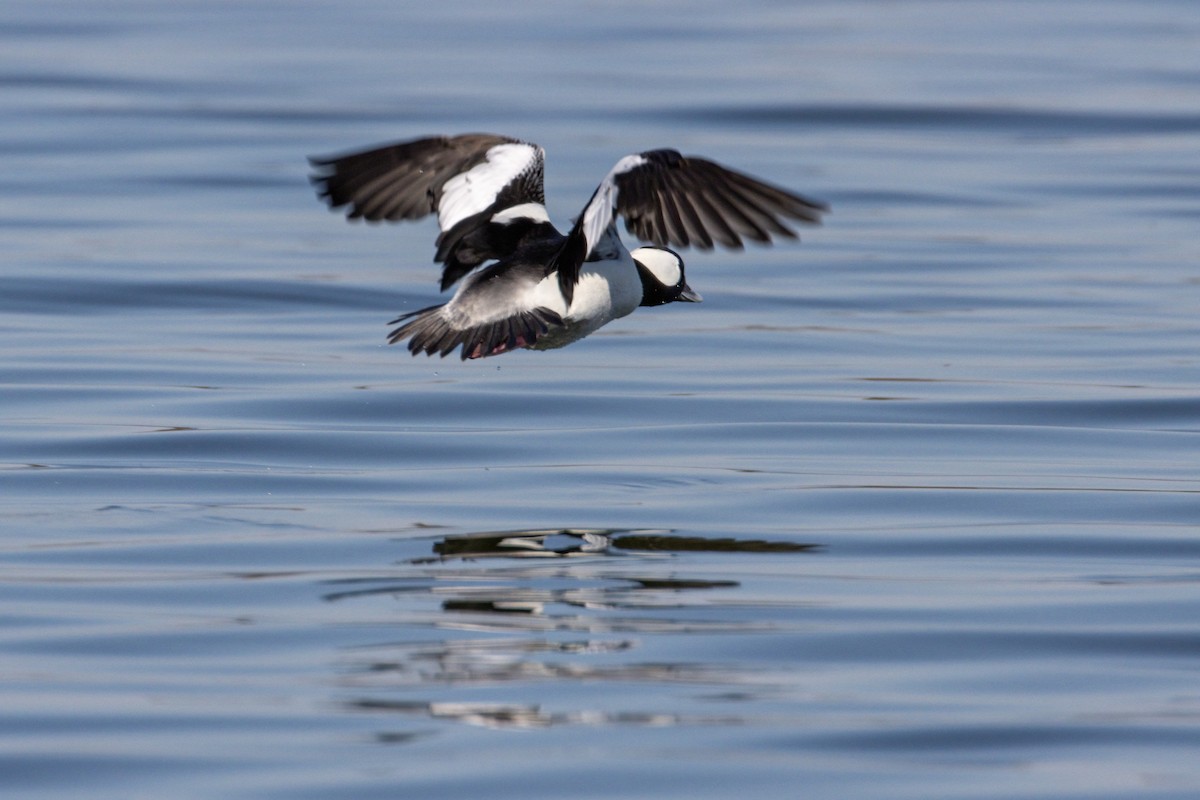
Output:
330,527,820,738
421,527,819,562
349,698,739,734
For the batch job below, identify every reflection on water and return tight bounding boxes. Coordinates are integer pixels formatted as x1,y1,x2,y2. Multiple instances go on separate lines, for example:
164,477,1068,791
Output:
353,699,739,734
327,529,821,735
424,528,821,560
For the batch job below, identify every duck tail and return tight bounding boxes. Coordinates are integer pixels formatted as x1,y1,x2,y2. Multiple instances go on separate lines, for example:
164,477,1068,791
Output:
387,305,564,360
387,303,464,358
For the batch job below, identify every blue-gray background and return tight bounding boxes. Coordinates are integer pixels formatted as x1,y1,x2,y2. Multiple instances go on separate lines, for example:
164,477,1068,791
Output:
2,2,1199,798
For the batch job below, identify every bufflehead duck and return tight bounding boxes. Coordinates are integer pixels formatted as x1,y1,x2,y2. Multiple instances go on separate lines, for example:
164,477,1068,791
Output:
309,134,826,359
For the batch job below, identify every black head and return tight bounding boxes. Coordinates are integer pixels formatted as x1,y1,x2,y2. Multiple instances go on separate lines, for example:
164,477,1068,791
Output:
632,247,703,307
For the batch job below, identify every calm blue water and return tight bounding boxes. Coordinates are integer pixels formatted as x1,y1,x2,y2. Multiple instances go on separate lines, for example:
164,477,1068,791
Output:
3,1,1199,798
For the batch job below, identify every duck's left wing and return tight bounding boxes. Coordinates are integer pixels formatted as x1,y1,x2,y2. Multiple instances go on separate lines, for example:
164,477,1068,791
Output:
309,134,555,290
552,149,828,303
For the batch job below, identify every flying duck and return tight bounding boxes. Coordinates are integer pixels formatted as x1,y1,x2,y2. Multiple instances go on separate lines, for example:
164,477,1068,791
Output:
309,133,827,359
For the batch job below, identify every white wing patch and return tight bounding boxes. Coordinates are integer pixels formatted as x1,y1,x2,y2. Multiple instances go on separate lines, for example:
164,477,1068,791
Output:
579,153,647,257
438,143,541,233
490,202,550,225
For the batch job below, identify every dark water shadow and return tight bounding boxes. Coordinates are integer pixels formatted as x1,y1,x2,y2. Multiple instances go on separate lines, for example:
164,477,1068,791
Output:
423,528,821,562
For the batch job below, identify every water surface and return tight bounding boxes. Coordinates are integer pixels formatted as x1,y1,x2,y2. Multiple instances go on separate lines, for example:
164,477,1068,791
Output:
2,1,1199,798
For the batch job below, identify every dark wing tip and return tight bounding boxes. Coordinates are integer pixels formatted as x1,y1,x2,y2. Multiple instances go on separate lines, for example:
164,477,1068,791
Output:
307,134,515,224
615,153,828,252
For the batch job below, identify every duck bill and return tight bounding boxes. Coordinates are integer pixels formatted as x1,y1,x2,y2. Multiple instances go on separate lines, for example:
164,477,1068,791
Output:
678,284,703,303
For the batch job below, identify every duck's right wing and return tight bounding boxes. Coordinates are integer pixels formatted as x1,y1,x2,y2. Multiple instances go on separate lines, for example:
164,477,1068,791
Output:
550,149,828,304
309,133,556,290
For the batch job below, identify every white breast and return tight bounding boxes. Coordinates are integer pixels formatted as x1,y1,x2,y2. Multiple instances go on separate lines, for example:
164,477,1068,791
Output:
529,252,643,350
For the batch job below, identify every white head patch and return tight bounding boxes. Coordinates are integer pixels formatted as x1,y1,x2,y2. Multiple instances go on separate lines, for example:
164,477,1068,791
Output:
439,143,540,232
632,247,683,287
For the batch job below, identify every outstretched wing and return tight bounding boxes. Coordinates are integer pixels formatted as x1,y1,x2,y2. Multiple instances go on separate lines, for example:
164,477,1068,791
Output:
551,149,828,303
309,133,557,290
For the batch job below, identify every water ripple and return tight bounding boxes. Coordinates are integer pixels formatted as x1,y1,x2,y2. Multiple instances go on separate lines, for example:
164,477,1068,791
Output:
661,103,1200,136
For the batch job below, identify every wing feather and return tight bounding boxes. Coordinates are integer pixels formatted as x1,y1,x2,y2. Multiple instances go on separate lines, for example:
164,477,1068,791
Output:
310,134,556,289
551,148,827,304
